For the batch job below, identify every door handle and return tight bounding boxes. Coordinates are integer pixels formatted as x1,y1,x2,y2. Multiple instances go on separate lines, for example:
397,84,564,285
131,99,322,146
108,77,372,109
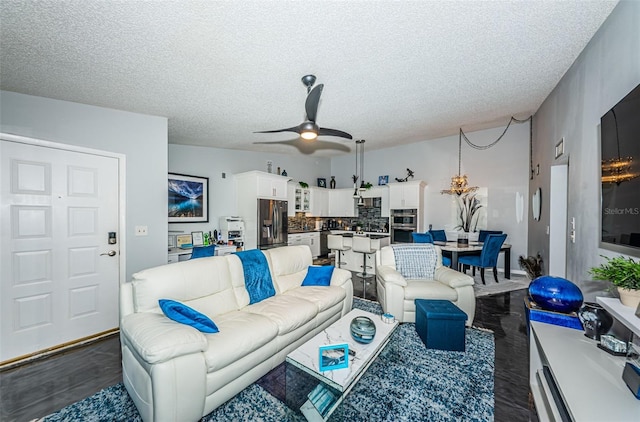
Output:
100,250,117,257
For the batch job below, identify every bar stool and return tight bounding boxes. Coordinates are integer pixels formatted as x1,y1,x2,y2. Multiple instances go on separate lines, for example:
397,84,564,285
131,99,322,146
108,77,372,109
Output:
351,236,377,299
328,235,350,268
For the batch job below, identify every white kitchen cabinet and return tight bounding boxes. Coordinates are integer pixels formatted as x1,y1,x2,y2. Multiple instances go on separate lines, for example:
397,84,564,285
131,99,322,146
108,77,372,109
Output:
287,232,320,258
328,188,356,217
308,232,321,258
388,180,425,209
287,183,297,215
310,187,329,216
245,171,289,199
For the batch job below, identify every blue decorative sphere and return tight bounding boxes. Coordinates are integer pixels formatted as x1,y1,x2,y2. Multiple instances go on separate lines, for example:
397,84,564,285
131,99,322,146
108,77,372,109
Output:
528,276,583,313
350,316,376,344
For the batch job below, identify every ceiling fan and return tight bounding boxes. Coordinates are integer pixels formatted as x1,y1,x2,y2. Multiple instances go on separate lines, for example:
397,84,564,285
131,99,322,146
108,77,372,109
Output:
255,75,353,141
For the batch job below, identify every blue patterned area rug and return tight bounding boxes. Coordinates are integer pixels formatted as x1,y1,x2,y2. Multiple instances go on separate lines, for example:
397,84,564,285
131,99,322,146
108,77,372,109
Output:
39,298,494,422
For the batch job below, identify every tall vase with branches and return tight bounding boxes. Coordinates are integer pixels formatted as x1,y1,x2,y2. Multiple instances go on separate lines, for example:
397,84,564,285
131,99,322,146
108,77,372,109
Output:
455,193,482,232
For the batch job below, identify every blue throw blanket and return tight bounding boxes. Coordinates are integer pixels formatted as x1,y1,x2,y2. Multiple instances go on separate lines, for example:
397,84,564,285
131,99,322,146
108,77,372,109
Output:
236,249,276,304
392,244,438,280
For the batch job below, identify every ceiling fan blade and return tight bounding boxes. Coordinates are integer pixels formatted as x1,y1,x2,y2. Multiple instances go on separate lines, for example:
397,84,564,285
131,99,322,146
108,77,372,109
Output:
318,127,353,139
305,84,324,122
253,139,351,154
254,126,301,134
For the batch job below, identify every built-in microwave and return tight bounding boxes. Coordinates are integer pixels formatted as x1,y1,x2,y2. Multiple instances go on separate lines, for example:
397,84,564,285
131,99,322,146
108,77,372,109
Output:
390,209,417,243
391,209,417,226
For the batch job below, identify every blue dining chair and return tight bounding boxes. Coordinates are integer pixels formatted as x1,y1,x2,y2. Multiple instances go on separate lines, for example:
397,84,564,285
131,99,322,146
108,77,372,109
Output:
478,230,503,243
458,234,507,284
412,232,451,267
428,229,447,242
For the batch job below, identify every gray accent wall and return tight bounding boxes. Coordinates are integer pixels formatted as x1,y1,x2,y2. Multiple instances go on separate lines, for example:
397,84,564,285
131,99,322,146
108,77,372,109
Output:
530,1,640,299
0,91,168,280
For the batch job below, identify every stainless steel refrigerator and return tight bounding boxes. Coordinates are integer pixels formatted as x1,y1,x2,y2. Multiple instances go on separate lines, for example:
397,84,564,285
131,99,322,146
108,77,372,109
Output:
257,199,288,250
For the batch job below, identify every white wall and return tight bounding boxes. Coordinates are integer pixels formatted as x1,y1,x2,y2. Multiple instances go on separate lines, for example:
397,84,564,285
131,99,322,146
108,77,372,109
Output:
168,144,331,234
0,91,168,280
530,1,640,299
330,123,531,268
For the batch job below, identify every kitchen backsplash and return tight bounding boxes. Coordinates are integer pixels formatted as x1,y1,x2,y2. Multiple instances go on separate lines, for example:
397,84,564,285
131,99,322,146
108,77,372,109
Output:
288,207,389,232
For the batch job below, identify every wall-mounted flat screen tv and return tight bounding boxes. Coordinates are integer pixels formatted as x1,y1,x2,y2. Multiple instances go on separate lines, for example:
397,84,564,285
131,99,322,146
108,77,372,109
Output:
600,83,640,257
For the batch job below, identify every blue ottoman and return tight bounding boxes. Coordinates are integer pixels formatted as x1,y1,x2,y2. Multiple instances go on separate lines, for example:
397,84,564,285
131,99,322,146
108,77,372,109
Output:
415,299,467,351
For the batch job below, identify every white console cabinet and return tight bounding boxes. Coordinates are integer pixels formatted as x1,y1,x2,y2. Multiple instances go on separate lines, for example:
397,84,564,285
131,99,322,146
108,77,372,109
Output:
530,321,639,421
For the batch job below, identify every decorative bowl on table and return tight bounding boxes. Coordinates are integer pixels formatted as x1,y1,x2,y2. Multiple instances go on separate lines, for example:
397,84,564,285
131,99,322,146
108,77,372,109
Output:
528,275,583,313
350,316,376,344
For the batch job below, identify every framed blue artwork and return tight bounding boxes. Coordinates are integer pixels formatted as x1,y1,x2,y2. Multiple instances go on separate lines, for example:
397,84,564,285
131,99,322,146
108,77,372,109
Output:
318,343,349,371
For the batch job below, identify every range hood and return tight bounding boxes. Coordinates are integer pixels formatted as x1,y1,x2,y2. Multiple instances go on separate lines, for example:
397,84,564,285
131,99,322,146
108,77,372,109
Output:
357,197,381,207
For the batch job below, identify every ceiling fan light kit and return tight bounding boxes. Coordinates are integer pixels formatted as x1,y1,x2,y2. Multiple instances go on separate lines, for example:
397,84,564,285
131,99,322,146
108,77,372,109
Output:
255,74,352,145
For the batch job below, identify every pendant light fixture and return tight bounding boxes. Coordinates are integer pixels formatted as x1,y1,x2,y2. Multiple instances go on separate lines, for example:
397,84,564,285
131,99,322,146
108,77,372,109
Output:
601,108,638,185
352,140,360,198
441,129,479,196
355,140,366,206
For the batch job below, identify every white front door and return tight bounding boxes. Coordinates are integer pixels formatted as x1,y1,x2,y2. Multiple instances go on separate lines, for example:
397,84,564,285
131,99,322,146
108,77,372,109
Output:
1,138,121,363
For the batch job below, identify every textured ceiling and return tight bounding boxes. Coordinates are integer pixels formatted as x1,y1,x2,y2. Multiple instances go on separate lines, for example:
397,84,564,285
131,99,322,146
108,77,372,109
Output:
0,1,618,157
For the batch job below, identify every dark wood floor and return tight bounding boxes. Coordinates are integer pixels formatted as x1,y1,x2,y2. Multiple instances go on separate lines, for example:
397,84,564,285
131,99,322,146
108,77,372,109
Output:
0,279,537,422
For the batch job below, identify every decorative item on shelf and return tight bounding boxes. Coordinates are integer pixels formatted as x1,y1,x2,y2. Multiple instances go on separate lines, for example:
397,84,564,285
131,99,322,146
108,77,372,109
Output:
378,175,389,186
299,181,309,188
524,296,582,330
395,168,414,183
598,334,628,356
281,169,287,176
518,254,545,280
528,276,583,314
317,178,326,188
350,316,376,344
330,176,336,189
455,193,482,233
577,302,613,341
589,255,640,308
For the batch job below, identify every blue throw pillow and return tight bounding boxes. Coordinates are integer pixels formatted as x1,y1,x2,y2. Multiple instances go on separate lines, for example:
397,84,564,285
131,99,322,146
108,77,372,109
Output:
158,299,219,333
190,245,216,259
302,266,334,287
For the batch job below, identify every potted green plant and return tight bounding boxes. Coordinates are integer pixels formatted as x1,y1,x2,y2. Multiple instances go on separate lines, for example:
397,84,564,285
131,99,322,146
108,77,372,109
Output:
589,255,640,308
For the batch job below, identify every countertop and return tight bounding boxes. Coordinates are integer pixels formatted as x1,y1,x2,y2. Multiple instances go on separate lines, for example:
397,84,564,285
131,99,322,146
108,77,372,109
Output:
328,230,390,239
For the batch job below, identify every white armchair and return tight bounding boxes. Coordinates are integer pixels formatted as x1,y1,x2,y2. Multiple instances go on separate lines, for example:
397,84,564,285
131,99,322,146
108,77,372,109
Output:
376,245,476,326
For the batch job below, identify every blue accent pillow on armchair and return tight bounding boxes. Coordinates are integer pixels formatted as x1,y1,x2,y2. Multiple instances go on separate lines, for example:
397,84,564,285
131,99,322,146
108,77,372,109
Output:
190,245,216,259
158,299,219,333
302,266,335,287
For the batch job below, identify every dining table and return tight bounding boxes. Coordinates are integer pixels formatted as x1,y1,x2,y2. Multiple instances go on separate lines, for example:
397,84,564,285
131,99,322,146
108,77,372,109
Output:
434,241,512,279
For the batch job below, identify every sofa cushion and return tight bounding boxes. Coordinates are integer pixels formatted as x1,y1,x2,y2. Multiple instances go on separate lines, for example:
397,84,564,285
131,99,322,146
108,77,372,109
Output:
131,257,239,314
159,299,219,333
242,295,318,335
285,286,346,312
301,266,334,287
264,245,313,293
203,310,278,372
403,279,458,302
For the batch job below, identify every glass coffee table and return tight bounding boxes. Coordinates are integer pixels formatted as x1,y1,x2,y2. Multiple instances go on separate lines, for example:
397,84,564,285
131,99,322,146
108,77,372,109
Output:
285,309,398,421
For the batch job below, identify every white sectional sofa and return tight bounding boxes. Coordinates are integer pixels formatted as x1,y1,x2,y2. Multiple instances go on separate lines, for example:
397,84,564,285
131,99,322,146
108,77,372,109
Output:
119,245,353,422
376,245,475,326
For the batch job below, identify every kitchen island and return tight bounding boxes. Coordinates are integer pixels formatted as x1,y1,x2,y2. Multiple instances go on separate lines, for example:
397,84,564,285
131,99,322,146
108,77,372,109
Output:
328,231,390,276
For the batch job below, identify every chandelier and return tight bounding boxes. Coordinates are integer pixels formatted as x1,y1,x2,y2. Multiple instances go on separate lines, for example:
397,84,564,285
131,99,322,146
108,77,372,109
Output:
601,109,638,185
441,129,479,195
